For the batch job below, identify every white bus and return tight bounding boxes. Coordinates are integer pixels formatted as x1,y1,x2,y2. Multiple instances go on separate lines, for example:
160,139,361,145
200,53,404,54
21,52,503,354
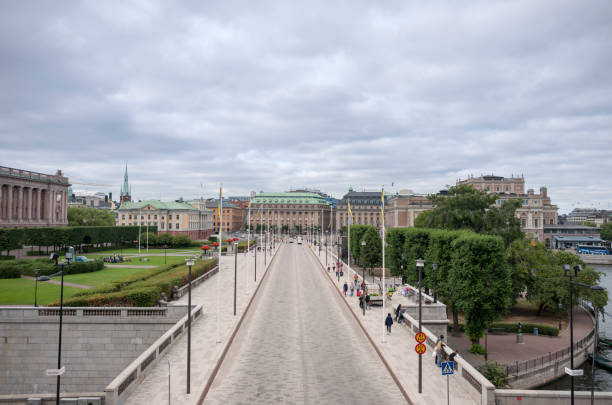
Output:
297,236,303,245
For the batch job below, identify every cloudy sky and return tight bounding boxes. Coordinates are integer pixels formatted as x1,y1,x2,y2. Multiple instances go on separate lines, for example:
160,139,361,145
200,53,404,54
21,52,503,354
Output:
1,1,611,212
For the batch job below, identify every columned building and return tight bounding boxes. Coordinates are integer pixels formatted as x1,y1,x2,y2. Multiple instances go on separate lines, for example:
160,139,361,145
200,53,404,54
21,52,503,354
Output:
117,200,213,240
385,193,434,228
457,175,558,241
0,166,70,228
335,189,387,232
249,192,331,233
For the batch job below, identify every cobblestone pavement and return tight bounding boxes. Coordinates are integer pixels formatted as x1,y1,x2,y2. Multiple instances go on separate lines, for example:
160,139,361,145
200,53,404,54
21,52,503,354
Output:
123,245,278,405
204,244,406,405
313,248,478,405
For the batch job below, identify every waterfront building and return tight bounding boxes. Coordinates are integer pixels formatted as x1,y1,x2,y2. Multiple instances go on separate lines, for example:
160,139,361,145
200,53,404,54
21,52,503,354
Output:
335,189,387,232
543,223,601,249
117,200,213,240
205,199,245,233
384,191,434,228
457,175,558,241
249,191,331,233
0,165,69,228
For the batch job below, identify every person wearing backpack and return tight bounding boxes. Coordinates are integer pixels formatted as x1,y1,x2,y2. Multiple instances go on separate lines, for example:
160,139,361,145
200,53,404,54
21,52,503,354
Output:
385,313,394,334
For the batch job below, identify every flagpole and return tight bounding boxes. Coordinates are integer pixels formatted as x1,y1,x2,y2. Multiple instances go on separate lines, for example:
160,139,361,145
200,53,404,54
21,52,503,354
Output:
381,186,386,344
217,185,222,343
247,200,251,296
138,209,141,258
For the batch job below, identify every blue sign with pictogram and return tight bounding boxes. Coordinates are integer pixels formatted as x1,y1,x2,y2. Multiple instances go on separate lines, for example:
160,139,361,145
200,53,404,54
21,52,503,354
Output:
441,361,454,375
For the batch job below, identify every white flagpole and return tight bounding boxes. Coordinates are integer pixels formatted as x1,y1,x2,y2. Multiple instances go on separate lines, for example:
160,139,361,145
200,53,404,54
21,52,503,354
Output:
138,208,141,257
382,187,386,344
217,185,222,343
348,207,351,269
247,201,251,296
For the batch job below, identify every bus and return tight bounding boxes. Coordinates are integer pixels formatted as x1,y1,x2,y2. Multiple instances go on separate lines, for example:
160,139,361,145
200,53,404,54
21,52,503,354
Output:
576,245,610,255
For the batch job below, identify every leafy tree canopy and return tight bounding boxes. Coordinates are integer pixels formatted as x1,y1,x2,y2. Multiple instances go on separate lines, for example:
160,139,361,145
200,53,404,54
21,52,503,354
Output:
68,207,115,227
601,222,612,242
360,226,382,268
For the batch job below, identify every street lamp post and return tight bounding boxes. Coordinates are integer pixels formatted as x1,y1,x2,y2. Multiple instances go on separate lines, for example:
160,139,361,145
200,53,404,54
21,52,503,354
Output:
186,257,194,394
233,241,238,316
433,263,438,303
564,263,605,405
164,244,167,264
34,268,40,307
416,258,425,394
53,247,73,405
361,240,367,317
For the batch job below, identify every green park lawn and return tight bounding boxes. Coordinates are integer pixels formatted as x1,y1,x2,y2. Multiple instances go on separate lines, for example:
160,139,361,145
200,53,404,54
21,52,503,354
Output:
0,278,83,306
51,267,152,287
87,247,204,255
83,255,193,267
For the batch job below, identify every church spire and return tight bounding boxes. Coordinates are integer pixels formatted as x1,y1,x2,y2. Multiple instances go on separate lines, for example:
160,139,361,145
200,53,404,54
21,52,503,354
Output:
120,164,131,203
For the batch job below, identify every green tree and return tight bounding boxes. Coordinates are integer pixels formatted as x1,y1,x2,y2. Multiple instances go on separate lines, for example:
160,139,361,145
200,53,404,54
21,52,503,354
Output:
449,234,512,343
349,224,369,264
68,207,115,226
360,226,382,270
601,222,612,242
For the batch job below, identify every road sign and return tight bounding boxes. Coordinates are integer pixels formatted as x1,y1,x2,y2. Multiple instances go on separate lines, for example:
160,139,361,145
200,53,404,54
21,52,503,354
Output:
415,332,426,343
46,366,65,376
564,367,584,377
442,361,454,375
415,343,426,355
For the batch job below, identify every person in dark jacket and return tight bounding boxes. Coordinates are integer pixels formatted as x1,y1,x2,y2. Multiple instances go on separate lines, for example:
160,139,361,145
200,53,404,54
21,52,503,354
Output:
394,304,402,321
365,294,371,309
343,282,348,296
359,294,364,308
385,313,394,334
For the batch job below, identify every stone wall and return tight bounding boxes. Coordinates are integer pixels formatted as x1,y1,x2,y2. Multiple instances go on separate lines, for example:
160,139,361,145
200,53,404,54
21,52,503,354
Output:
0,306,189,395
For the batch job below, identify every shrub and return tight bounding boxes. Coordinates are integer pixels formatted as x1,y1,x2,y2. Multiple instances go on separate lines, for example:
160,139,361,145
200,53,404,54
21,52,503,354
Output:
0,258,104,277
489,322,559,336
0,267,21,278
26,250,47,256
469,343,486,355
171,235,192,248
0,255,15,261
477,362,508,388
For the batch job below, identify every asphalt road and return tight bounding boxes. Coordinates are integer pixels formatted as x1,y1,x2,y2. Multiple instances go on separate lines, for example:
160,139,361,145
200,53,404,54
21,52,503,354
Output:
204,243,406,404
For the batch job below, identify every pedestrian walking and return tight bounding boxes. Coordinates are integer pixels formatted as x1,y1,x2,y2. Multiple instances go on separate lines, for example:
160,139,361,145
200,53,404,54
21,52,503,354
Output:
385,313,393,334
359,294,364,308
354,274,359,285
343,282,348,296
327,266,330,272
350,284,354,296
398,307,405,324
365,294,371,310
434,335,445,367
394,304,402,321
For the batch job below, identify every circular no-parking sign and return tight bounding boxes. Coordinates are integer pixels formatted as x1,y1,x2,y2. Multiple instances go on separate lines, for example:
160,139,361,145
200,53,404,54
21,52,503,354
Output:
415,332,426,343
415,343,426,355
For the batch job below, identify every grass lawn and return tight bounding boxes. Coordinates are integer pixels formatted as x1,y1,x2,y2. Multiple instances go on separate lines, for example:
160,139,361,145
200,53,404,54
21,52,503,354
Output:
87,247,204,255
0,278,83,306
51,267,152,287
83,255,191,267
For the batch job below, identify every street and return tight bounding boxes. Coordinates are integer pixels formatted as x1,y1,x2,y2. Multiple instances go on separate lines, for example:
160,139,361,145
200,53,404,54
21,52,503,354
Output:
205,243,406,404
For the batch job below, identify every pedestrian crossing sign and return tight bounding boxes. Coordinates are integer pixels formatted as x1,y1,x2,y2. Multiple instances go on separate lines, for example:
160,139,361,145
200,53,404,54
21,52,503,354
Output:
441,361,454,375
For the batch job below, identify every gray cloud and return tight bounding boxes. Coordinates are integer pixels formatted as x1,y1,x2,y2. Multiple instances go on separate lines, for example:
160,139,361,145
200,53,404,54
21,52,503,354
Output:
1,0,611,212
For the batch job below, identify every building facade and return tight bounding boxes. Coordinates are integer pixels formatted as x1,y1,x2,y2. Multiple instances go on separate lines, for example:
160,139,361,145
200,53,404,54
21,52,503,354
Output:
205,199,245,233
384,193,434,228
564,208,612,225
335,190,387,232
543,223,601,249
68,189,115,210
117,200,213,240
0,166,70,228
249,192,331,233
457,175,558,241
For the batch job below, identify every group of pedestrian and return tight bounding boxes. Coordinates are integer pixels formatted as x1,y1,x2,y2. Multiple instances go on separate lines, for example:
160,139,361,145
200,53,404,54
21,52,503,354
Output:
394,303,405,324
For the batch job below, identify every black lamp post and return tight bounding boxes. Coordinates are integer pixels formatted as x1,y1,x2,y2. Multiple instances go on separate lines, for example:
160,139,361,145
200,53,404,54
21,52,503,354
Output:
433,263,438,303
34,268,40,307
186,257,194,394
361,240,367,317
337,233,341,283
254,235,257,283
52,247,72,405
416,258,425,394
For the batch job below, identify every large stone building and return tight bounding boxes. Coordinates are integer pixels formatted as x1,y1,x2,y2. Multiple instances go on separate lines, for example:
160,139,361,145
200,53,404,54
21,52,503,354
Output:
0,166,70,228
117,200,213,240
335,189,387,232
457,175,558,241
249,191,332,233
384,191,434,228
205,199,245,233
564,208,612,225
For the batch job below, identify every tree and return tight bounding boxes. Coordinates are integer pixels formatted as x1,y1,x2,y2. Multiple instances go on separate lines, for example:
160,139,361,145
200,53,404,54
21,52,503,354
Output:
449,234,512,343
349,225,369,264
360,226,381,270
601,222,612,242
417,185,523,246
68,207,115,227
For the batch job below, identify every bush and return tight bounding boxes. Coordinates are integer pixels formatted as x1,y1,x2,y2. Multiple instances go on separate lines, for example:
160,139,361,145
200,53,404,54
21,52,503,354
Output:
0,267,21,278
0,255,15,261
469,343,486,355
171,235,192,248
489,322,559,336
0,258,104,277
26,250,47,256
477,362,507,388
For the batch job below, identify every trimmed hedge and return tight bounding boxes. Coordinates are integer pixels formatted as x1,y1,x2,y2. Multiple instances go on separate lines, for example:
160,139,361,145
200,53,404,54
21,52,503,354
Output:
53,259,218,307
0,258,104,278
0,267,21,278
489,322,559,336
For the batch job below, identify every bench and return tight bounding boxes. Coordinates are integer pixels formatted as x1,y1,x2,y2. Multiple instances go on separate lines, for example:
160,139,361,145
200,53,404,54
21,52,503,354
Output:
488,328,507,335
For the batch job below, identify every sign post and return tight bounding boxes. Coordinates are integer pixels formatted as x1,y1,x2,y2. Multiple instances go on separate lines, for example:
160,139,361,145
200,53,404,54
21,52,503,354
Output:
442,361,454,405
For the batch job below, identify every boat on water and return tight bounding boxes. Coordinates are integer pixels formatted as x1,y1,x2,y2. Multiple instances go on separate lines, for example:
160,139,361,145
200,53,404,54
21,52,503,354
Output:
589,354,612,373
599,337,612,347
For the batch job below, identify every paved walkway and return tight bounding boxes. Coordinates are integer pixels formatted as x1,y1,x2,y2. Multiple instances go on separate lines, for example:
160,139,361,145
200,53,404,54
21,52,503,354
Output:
104,264,157,269
123,245,279,405
205,244,406,404
20,275,91,289
313,247,477,405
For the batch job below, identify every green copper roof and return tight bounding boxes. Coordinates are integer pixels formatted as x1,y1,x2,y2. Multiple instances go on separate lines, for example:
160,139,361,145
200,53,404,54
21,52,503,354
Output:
118,200,197,211
251,192,330,206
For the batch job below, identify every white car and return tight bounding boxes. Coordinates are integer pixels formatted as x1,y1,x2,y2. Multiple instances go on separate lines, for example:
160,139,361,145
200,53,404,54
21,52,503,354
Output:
288,238,294,243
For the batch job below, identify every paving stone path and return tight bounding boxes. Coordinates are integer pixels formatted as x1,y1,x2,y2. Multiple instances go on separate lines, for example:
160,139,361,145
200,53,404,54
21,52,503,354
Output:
204,243,406,404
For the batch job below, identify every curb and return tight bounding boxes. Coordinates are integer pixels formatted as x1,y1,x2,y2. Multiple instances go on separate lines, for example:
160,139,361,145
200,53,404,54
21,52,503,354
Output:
306,248,414,405
196,245,282,404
